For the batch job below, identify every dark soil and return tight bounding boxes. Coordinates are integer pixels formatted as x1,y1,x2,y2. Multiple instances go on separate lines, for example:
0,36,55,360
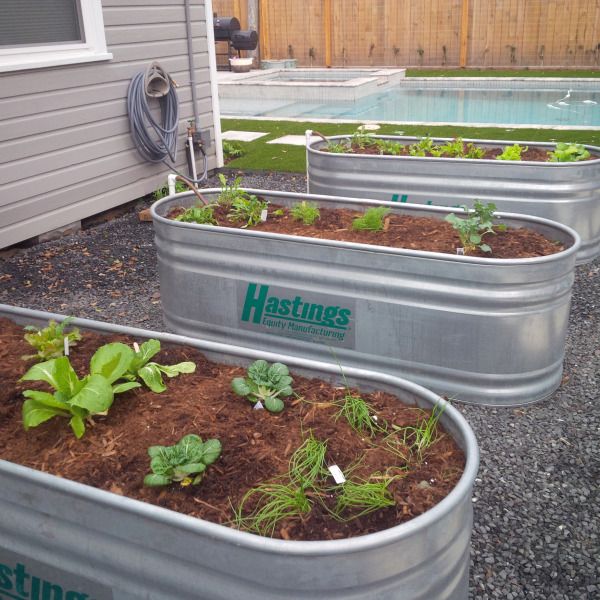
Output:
167,204,565,259
0,318,464,541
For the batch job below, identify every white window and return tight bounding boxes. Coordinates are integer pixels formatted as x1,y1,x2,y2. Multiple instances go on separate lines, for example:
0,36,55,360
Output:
0,0,112,73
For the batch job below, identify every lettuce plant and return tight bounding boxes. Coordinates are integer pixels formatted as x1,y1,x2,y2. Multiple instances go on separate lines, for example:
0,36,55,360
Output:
21,348,127,438
174,205,217,225
144,434,222,487
227,194,268,228
232,360,293,413
22,318,82,362
548,142,590,162
496,143,527,161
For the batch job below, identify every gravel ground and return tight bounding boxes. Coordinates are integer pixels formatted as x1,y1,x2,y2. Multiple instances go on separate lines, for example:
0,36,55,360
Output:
1,171,598,599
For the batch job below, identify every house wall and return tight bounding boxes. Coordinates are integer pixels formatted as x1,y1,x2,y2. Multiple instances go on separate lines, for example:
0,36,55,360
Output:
0,0,218,249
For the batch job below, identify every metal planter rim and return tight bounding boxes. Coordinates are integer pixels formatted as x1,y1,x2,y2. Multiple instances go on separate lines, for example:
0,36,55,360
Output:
0,303,479,554
306,133,600,167
151,188,581,265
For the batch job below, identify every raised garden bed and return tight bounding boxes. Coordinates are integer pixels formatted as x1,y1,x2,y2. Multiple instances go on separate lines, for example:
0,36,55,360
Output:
152,187,580,406
306,133,600,264
0,305,478,600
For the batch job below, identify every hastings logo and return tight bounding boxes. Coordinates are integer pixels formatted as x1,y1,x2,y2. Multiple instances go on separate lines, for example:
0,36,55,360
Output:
239,283,354,347
0,560,91,600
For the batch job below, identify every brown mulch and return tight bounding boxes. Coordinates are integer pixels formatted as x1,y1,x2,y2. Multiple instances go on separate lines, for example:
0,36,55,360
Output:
168,204,565,259
0,318,464,541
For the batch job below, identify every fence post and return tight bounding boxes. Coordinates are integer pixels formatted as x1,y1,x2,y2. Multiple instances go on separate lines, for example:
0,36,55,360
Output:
259,0,269,61
324,0,332,67
459,0,469,68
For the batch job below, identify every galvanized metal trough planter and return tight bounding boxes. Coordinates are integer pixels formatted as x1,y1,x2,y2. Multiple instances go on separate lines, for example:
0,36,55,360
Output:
305,133,600,264
0,304,478,600
152,188,580,406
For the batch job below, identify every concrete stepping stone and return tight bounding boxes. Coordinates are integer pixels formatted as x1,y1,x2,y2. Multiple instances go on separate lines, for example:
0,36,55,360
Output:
221,131,268,142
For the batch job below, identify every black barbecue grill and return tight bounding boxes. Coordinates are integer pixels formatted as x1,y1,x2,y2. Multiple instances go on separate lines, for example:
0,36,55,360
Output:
213,14,258,70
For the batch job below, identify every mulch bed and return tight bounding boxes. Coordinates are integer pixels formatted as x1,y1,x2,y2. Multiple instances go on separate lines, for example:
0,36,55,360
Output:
167,204,565,259
0,318,464,541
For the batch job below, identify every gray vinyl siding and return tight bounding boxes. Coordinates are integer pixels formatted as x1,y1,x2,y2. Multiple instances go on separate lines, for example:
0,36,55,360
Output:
0,0,217,248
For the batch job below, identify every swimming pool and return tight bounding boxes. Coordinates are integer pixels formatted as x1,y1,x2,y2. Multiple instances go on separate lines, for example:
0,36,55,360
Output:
219,77,600,128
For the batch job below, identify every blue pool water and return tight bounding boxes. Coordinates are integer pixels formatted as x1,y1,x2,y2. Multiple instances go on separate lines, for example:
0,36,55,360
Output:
220,85,600,127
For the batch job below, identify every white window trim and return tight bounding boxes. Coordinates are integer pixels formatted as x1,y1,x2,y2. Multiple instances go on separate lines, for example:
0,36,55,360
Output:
0,0,112,73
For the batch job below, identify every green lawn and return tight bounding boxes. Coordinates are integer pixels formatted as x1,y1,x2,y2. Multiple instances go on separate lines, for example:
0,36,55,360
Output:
406,68,600,78
222,118,600,173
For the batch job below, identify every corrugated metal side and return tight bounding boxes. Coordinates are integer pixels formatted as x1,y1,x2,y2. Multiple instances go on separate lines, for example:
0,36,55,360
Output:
0,0,217,249
152,189,579,406
0,305,478,600
306,136,600,264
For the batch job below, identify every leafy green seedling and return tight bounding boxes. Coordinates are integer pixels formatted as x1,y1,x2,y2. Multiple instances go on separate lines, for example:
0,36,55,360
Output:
352,207,390,231
232,360,293,412
333,475,396,520
223,140,244,161
548,142,590,162
325,140,349,153
117,339,196,393
439,137,467,158
227,194,268,228
408,136,441,157
174,205,217,225
21,355,119,439
290,201,320,225
496,143,528,161
350,129,374,149
376,139,405,156
22,318,82,362
144,434,222,487
445,200,506,254
154,179,187,200
464,143,486,159
217,173,245,206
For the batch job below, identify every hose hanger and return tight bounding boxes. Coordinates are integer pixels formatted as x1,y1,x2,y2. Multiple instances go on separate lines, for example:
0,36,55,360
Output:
127,61,207,185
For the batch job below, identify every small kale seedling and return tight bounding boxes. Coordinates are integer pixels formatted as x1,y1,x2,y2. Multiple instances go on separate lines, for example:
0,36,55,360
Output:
174,205,217,225
144,434,222,487
496,143,528,161
231,360,293,413
325,140,349,153
290,201,320,225
350,129,374,149
352,207,390,231
548,142,590,162
445,200,507,254
464,143,485,159
227,194,268,228
408,136,441,157
22,318,82,362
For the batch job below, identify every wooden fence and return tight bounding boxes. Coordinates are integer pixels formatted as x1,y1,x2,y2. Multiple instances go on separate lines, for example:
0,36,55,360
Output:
212,0,600,68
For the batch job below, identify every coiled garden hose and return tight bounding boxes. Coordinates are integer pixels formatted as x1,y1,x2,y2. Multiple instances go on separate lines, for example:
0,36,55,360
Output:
127,62,207,185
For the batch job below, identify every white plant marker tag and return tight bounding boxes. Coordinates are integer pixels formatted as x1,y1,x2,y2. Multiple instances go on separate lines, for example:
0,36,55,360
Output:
260,209,268,222
63,336,69,356
133,342,140,353
328,464,346,484
456,247,465,255
254,400,264,410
